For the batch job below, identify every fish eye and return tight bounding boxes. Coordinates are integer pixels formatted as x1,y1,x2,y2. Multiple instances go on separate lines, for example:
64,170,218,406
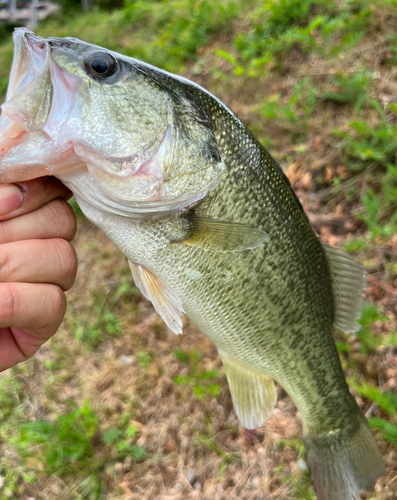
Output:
85,51,118,80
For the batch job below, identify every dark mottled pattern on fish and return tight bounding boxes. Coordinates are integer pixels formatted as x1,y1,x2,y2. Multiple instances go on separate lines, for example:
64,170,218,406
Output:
125,70,358,435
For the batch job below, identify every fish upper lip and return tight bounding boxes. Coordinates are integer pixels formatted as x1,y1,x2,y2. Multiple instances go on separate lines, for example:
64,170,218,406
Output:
22,30,48,61
25,33,46,51
13,29,49,71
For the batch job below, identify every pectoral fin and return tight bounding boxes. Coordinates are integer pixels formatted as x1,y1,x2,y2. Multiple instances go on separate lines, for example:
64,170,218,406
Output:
220,354,277,429
173,215,270,252
129,262,184,335
322,243,367,334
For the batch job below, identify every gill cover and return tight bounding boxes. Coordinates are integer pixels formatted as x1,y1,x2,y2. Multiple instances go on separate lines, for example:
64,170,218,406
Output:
0,28,225,217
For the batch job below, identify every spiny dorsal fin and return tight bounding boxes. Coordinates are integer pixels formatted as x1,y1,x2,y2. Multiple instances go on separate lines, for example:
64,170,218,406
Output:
220,354,277,429
129,261,184,335
173,215,270,252
322,242,366,334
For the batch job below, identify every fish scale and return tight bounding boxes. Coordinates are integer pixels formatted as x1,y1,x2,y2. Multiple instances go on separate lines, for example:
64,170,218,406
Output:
0,28,385,500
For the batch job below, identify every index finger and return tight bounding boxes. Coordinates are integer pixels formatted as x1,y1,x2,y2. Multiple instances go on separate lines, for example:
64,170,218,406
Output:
0,176,72,221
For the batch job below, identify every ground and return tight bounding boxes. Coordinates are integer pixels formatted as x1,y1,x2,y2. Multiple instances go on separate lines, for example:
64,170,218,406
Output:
0,1,396,499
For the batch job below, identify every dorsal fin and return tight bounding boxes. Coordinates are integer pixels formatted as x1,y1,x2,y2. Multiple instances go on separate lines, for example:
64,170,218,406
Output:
220,354,277,429
129,261,184,335
322,242,366,334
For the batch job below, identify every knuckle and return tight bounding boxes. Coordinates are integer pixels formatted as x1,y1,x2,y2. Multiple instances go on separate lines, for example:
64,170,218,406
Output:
0,246,11,280
68,248,78,286
47,200,77,240
57,239,78,289
0,283,21,322
48,284,67,317
47,238,76,270
0,221,13,244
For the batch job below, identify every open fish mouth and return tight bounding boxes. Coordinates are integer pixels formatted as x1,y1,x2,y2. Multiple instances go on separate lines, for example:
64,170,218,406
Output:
0,31,48,147
1,31,51,144
6,30,49,106
0,29,81,181
0,29,225,217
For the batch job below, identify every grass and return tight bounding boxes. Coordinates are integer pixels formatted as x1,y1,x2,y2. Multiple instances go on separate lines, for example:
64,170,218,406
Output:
173,348,222,400
0,0,396,498
4,399,146,499
71,277,132,349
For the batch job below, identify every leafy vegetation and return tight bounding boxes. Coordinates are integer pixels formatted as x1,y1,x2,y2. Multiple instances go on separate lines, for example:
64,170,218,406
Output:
173,348,222,400
217,0,372,76
1,400,146,499
71,277,131,348
274,439,315,499
0,0,395,498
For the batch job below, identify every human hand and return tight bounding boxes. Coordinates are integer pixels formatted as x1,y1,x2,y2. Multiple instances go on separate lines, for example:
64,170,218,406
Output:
0,177,78,371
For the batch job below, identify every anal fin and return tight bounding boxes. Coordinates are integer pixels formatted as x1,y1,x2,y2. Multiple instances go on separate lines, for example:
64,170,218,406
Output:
220,354,277,429
129,261,184,335
322,242,367,334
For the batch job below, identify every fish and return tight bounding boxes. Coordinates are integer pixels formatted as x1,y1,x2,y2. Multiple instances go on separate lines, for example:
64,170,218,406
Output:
0,28,385,500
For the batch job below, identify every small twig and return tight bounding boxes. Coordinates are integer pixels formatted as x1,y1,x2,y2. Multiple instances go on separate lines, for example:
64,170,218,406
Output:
367,275,397,296
292,69,368,78
365,402,377,418
349,40,386,56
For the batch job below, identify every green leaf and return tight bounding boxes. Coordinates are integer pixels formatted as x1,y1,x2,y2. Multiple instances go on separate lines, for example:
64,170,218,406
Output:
354,383,397,416
369,417,397,444
102,428,124,444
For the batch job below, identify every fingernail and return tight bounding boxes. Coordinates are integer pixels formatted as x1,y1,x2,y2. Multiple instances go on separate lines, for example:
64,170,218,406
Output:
0,184,24,216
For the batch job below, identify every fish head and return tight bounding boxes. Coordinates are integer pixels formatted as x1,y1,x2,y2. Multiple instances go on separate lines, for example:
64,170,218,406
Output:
0,28,225,217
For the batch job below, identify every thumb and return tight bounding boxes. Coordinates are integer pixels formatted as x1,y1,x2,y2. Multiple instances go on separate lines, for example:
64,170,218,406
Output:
0,184,24,217
0,177,72,221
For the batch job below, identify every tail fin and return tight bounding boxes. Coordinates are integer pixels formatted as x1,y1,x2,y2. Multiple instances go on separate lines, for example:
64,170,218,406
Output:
304,414,385,500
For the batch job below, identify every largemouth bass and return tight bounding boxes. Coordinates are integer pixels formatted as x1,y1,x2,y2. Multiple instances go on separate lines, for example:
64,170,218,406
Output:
0,29,385,500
